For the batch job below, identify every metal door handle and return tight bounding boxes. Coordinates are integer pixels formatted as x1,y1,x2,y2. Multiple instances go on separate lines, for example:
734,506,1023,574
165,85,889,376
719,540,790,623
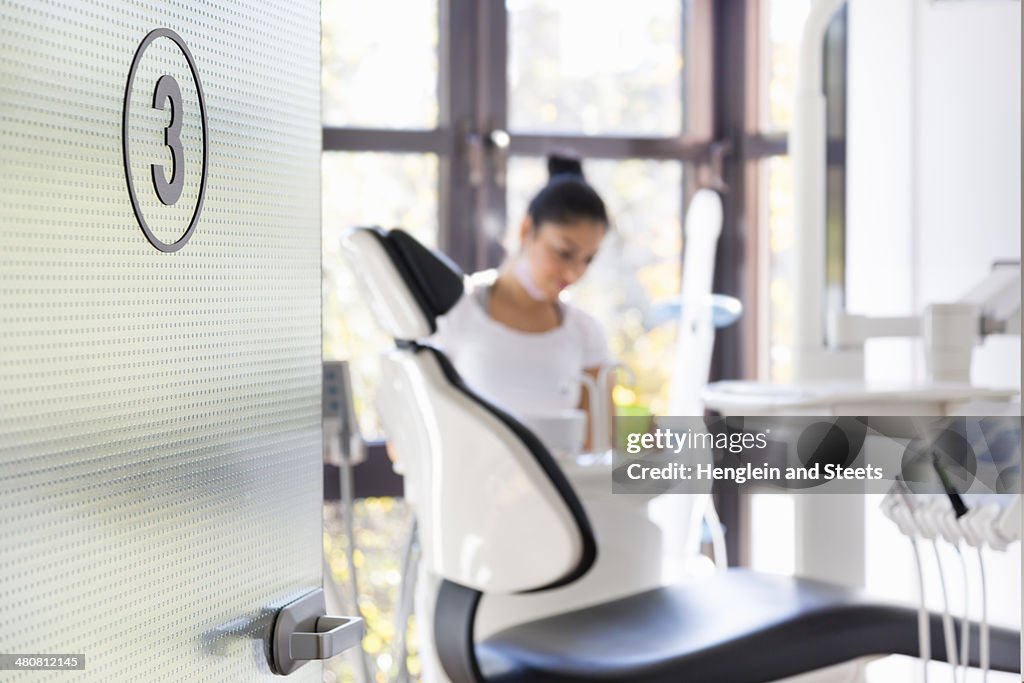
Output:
290,615,363,660
270,588,364,675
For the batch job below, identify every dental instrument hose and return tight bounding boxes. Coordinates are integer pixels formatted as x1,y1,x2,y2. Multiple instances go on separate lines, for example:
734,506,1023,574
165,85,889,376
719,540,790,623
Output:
977,547,989,683
895,479,930,683
931,456,972,683
931,539,959,681
910,535,931,683
954,545,969,683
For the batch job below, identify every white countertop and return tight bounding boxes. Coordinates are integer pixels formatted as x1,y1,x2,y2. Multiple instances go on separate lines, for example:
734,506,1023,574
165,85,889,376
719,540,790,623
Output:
703,380,1020,415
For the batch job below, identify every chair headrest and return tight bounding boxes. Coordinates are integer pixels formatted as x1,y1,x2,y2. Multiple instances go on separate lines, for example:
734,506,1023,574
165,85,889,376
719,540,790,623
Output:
341,227,464,341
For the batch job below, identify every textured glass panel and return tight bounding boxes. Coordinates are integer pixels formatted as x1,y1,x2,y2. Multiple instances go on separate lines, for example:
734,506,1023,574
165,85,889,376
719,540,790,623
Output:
322,152,439,437
322,0,439,129
0,2,322,680
507,157,683,415
508,0,684,136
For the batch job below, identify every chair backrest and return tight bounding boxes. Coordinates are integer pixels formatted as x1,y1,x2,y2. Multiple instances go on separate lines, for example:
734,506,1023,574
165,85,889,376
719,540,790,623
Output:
341,227,596,594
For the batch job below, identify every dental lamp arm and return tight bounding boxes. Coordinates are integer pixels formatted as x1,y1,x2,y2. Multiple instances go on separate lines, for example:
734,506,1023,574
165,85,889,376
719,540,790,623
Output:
960,261,1020,335
826,262,1020,350
827,313,921,348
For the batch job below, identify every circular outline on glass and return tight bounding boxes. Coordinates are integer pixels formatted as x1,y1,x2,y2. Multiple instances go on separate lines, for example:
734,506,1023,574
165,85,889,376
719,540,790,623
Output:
123,28,208,253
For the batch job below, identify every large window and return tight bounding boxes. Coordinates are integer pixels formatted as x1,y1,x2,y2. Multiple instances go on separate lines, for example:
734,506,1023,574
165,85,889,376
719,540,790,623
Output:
323,0,715,429
321,3,713,681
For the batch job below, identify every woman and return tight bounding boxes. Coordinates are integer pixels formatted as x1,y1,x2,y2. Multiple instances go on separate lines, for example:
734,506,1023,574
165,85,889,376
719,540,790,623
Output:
432,155,612,450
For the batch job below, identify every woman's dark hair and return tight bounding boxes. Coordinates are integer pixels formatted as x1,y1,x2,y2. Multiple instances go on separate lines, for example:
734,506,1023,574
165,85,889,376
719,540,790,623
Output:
526,154,609,230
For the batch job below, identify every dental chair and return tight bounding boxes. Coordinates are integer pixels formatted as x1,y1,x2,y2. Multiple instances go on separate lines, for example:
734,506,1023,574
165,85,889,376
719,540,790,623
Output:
341,226,1021,683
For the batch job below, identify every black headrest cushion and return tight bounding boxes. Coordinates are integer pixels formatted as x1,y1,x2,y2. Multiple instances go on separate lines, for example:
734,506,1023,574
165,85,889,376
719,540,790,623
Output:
364,227,465,331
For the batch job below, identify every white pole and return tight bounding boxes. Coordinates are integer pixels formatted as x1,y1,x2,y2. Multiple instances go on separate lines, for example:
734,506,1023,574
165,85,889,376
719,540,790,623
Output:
790,0,863,383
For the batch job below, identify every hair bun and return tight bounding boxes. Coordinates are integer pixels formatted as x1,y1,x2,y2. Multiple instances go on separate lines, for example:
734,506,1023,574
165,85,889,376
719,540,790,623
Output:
547,154,584,180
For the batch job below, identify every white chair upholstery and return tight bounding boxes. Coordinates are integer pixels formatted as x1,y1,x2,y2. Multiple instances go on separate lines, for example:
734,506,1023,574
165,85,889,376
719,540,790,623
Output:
341,227,596,594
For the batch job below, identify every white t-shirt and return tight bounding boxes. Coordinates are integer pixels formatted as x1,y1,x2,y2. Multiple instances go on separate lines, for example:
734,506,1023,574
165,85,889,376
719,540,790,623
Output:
429,278,611,419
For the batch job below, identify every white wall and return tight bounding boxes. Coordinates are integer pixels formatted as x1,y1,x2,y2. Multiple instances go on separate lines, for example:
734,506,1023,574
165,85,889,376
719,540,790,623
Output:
848,0,1021,388
847,0,918,384
848,0,1022,661
914,0,1021,389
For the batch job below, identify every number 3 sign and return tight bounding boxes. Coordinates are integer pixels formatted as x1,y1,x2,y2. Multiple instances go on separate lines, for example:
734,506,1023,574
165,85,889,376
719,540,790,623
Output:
122,28,208,252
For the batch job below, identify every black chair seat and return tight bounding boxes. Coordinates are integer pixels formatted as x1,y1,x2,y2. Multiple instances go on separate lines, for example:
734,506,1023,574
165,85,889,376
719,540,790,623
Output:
477,569,1021,683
